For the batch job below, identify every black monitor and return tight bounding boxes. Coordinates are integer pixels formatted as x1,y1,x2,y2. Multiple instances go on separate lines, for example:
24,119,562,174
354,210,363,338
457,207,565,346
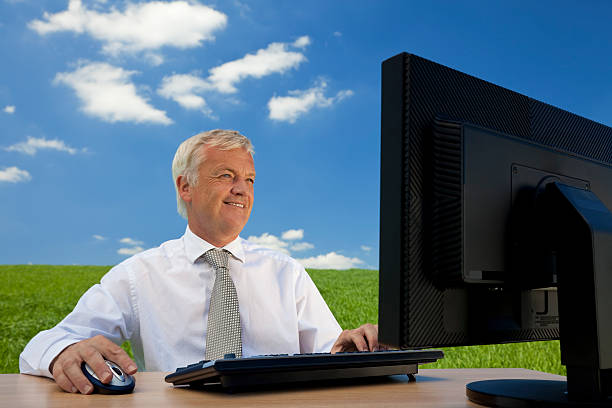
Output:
379,53,612,406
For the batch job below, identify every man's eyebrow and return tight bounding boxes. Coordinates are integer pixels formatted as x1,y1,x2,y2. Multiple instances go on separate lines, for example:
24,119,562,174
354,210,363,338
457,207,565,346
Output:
213,166,237,174
214,167,256,177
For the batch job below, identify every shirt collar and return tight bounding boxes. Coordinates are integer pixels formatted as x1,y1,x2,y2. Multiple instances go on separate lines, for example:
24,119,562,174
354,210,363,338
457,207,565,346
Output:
183,225,246,264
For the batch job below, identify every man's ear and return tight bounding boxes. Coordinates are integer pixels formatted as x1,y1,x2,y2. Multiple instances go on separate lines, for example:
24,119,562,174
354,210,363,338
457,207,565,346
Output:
176,175,192,203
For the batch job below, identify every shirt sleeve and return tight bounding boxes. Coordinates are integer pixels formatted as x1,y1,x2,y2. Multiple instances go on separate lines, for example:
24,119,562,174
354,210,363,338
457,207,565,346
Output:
294,266,342,353
19,265,137,378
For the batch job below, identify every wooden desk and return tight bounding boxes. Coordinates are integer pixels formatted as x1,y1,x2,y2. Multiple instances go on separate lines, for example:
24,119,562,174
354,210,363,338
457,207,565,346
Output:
1,368,565,407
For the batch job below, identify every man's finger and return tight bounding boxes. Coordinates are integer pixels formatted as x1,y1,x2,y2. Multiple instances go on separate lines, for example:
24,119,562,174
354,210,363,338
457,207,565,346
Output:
88,334,137,375
331,323,381,354
362,324,379,351
104,344,138,375
330,340,346,354
335,330,368,352
331,330,357,353
349,331,369,351
81,347,112,384
63,360,94,394
53,370,78,393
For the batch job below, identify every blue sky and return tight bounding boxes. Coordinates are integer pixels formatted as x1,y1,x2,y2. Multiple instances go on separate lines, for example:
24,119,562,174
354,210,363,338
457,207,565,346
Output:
1,1,611,268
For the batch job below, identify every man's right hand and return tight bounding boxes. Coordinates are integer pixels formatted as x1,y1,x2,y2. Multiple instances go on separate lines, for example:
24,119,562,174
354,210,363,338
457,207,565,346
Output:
49,335,137,394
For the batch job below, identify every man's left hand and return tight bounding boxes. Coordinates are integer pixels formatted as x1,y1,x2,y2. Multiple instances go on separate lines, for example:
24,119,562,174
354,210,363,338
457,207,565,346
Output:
331,323,380,353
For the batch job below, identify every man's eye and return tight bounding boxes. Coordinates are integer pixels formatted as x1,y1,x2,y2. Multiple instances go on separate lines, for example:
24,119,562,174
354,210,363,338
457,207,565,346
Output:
247,178,255,184
221,174,232,178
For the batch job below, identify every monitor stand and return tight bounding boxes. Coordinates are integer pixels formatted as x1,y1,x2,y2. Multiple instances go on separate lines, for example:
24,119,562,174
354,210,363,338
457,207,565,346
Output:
467,182,612,407
466,379,612,407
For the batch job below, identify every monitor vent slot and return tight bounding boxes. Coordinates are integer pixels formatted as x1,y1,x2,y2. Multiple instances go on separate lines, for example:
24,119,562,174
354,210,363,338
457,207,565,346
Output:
431,118,463,286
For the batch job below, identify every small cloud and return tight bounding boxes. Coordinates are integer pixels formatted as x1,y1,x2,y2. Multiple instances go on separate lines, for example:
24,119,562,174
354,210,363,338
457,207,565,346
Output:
268,79,353,123
118,246,144,256
291,242,314,252
55,61,172,124
92,234,106,241
295,252,363,270
234,0,251,18
246,232,289,254
281,229,304,240
5,136,84,155
292,35,311,49
333,31,342,37
361,245,372,252
3,105,15,114
118,236,145,256
119,237,144,246
144,52,164,67
0,166,31,183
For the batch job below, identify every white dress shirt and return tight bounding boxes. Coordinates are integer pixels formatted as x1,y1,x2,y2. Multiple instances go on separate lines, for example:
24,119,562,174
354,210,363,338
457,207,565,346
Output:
19,226,342,378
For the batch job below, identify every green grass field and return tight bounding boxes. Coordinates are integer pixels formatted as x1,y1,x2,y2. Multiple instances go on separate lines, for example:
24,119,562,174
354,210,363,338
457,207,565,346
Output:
0,265,564,375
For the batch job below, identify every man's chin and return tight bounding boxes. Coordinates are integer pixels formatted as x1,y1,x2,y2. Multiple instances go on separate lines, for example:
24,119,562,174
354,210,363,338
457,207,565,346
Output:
221,219,249,238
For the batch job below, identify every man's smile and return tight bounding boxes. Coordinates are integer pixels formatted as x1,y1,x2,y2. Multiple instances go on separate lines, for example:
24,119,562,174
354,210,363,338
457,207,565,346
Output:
225,201,245,208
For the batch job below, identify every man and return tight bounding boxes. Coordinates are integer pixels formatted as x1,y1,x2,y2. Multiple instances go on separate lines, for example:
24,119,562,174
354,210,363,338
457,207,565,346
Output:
20,129,379,394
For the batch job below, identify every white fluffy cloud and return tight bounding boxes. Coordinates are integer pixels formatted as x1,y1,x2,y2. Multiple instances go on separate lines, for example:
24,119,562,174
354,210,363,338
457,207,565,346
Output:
246,233,290,254
248,229,364,268
295,252,363,270
290,242,314,252
0,166,31,183
118,237,145,256
159,37,310,113
3,105,15,114
119,237,144,246
207,39,308,94
157,73,213,116
54,61,172,124
281,229,304,240
247,230,313,254
29,0,227,63
118,246,144,255
5,136,83,155
291,35,311,49
93,234,106,241
268,80,353,123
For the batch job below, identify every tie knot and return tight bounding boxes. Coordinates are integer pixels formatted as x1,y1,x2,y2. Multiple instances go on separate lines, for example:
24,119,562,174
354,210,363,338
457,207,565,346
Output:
203,248,229,270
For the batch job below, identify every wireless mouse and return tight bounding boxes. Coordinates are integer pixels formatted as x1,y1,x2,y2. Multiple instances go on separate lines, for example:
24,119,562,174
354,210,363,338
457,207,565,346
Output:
81,360,135,394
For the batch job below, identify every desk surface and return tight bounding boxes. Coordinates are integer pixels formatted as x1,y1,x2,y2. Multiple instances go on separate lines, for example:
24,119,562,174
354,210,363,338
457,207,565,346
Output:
2,368,565,407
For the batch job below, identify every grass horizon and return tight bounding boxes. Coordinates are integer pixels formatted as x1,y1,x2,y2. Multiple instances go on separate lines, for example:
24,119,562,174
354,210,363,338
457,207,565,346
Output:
1,265,564,376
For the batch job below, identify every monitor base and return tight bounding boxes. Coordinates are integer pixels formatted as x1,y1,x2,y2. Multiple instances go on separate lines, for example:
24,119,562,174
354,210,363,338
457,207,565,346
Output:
466,379,612,407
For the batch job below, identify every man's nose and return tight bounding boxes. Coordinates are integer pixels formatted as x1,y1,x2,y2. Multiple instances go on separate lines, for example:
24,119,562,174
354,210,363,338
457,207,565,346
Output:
231,178,249,194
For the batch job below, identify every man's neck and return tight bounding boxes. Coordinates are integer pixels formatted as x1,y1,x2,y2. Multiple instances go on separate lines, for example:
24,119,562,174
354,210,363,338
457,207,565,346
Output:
187,222,237,248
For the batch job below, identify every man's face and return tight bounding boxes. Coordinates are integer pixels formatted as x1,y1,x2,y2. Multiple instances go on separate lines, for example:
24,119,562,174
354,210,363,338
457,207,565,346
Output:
181,145,255,246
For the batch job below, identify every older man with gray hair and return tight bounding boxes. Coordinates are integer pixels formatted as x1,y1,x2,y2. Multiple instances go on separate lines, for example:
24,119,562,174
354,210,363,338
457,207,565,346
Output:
20,129,379,394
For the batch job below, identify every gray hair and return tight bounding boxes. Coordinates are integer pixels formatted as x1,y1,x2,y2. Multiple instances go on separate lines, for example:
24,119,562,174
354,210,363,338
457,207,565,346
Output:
172,129,254,219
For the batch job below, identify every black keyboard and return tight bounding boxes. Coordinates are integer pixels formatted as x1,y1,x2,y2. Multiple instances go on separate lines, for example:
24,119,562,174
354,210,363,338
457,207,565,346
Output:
165,349,443,390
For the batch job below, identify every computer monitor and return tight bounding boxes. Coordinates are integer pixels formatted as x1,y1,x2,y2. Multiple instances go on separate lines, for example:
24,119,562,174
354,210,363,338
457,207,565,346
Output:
379,52,612,406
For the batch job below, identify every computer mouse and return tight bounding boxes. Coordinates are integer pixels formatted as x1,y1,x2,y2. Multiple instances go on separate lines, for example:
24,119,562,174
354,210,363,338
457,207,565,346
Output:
81,360,135,394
